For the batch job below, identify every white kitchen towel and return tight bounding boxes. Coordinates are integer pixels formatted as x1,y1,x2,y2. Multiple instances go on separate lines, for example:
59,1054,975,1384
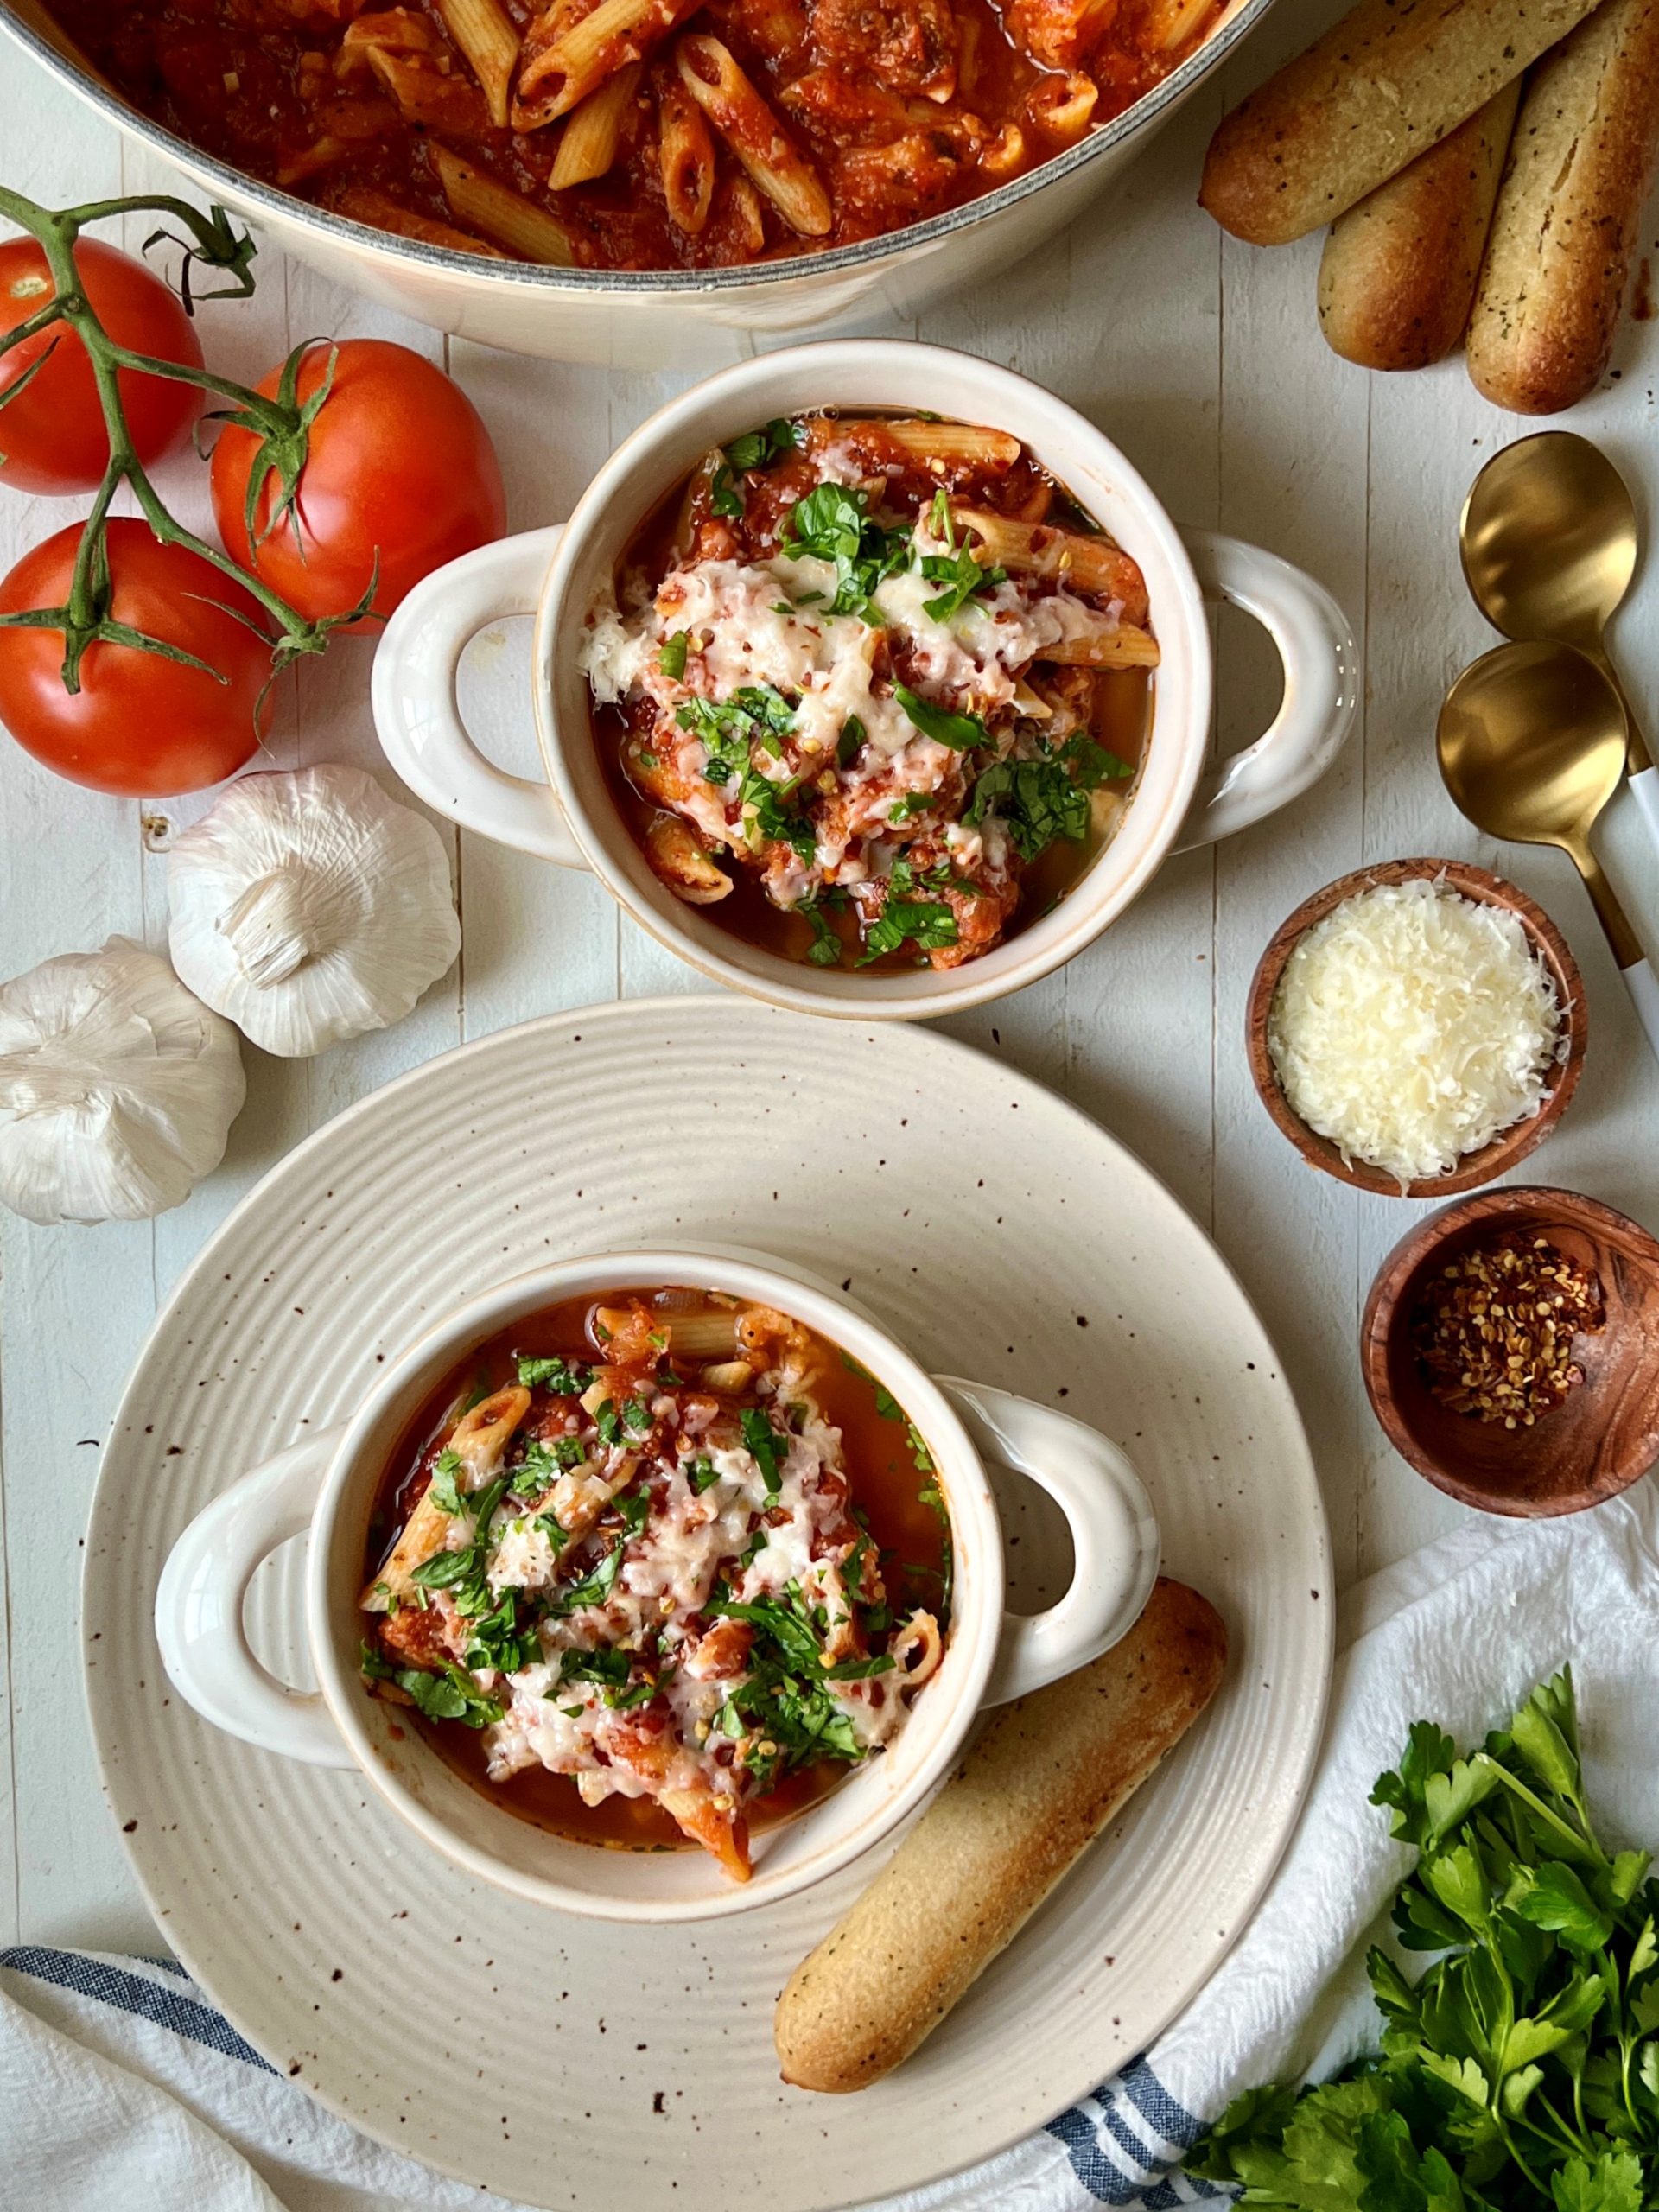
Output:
5,1481,1657,2212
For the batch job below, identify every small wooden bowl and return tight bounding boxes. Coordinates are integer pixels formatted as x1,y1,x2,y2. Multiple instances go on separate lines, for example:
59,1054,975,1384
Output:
1245,858,1588,1198
1362,1185,1659,1518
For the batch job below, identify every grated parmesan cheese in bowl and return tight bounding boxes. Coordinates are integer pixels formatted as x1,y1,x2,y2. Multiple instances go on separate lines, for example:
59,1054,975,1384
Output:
1265,875,1567,1190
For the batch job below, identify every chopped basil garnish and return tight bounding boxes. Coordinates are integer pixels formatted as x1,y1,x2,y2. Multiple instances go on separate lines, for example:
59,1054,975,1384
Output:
966,733,1132,862
725,416,804,472
856,858,958,966
893,683,988,751
781,485,910,623
688,1455,721,1495
741,1406,784,1495
658,630,689,681
428,1447,465,1516
517,1352,592,1394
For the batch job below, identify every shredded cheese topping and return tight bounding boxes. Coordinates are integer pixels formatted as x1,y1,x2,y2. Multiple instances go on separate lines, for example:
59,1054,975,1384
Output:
1267,879,1564,1188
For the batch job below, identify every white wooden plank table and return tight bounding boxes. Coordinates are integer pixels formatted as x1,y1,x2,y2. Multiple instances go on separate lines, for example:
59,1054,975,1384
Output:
3,16,1659,1961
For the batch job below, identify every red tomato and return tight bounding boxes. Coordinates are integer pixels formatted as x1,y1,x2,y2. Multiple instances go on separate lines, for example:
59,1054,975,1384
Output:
0,238,205,497
0,518,272,796
211,338,506,626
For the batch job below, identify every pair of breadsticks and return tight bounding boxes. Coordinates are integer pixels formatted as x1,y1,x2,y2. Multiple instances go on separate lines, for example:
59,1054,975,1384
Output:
1200,0,1659,413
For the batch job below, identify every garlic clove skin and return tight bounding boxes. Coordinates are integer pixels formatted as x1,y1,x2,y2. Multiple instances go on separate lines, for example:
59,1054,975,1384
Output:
0,937,245,1225
167,766,461,1057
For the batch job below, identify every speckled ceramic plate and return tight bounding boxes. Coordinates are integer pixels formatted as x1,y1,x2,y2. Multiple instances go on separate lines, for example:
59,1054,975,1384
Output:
84,998,1330,2210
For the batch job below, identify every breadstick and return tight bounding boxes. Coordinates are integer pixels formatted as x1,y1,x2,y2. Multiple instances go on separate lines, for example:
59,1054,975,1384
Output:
1318,82,1521,371
1466,0,1659,415
1198,0,1600,246
773,1577,1227,2094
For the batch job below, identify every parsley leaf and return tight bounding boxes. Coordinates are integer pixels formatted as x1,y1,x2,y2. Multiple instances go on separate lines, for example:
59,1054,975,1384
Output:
658,630,689,681
687,1454,721,1495
1190,1669,1659,2212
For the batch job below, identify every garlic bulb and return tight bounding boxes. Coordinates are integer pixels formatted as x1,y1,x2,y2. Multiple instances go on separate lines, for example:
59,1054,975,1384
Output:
0,938,245,1225
167,766,461,1056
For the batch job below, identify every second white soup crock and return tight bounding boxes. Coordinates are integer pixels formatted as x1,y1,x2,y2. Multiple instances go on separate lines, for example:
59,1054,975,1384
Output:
372,340,1358,1019
153,1248,1160,1924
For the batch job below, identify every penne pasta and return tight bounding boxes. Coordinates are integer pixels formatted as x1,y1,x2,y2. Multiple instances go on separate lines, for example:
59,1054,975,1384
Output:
1145,0,1212,47
726,174,767,257
331,181,510,256
550,59,641,188
1025,70,1097,143
881,421,1021,467
658,75,716,234
430,145,581,264
1041,620,1162,670
360,1385,531,1608
515,0,699,127
676,34,832,238
363,45,493,130
981,122,1027,175
436,0,521,127
953,505,1150,621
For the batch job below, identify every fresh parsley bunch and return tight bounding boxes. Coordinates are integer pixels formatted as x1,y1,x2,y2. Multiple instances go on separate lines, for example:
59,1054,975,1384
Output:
1188,1670,1658,2211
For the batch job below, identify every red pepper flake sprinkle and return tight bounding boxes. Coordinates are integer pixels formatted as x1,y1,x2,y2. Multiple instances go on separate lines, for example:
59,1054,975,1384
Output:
1413,1233,1605,1427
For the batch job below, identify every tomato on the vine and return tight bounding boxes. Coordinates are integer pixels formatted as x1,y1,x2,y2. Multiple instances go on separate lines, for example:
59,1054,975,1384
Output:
0,518,273,796
0,239,204,496
210,338,506,627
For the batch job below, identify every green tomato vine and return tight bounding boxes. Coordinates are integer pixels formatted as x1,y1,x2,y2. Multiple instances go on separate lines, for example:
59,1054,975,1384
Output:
0,183,371,697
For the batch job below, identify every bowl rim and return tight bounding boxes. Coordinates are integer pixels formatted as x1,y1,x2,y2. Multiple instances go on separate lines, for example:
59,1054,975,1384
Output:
525,338,1212,1019
308,1244,1005,1923
0,0,1274,296
1358,1184,1659,1518
1243,856,1589,1199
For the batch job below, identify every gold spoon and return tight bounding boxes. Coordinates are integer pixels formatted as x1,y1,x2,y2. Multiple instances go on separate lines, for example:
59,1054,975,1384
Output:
1439,639,1659,1062
1459,432,1659,842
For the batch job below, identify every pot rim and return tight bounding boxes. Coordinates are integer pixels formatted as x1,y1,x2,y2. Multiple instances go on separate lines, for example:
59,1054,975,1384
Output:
1,0,1274,296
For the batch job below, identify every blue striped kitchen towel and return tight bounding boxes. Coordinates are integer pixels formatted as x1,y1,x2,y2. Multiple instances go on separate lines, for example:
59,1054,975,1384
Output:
5,1485,1656,2212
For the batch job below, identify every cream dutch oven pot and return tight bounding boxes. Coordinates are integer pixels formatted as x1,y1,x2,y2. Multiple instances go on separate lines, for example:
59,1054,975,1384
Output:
155,1248,1160,1923
3,0,1277,367
372,340,1357,1020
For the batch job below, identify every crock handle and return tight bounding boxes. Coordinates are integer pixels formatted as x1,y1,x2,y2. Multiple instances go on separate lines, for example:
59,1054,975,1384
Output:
370,526,585,868
1173,529,1358,852
934,1378,1160,1707
155,1430,354,1769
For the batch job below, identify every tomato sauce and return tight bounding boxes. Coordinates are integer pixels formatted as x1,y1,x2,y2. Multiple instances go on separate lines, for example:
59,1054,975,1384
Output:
47,0,1224,270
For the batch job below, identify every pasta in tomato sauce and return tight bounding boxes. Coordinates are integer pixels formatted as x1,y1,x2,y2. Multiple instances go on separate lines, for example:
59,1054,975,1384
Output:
48,0,1225,270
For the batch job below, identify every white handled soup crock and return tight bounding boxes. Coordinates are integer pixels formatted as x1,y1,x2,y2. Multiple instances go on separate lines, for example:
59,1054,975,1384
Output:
3,0,1276,368
371,340,1357,1020
155,1247,1160,1924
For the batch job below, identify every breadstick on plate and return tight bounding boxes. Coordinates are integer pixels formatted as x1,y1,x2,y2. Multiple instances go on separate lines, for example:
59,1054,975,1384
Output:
1466,0,1659,416
1318,82,1521,372
774,1576,1227,2094
1198,0,1600,246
